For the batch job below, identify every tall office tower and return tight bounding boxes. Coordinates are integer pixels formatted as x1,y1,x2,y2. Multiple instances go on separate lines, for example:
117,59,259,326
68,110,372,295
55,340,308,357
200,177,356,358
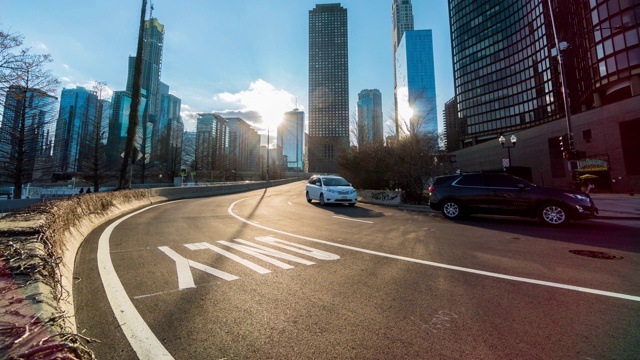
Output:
308,3,349,174
448,0,639,149
98,99,112,144
53,87,99,173
0,85,57,183
356,89,383,147
226,117,254,172
278,109,305,171
195,113,228,177
395,30,438,135
105,91,147,171
154,92,183,175
248,127,261,174
126,17,164,165
392,0,414,136
443,97,461,153
181,131,196,174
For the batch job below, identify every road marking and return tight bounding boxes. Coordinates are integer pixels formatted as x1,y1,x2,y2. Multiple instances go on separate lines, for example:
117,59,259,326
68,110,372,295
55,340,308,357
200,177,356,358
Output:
186,242,271,274
160,246,240,288
228,197,640,303
332,216,373,224
98,204,175,360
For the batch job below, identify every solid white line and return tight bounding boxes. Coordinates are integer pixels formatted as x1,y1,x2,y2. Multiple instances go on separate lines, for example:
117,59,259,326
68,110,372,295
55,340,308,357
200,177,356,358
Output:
98,203,175,360
228,197,640,303
332,216,373,224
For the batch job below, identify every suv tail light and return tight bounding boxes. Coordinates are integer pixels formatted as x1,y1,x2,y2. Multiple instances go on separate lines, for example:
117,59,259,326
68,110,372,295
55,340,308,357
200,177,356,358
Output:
428,186,435,193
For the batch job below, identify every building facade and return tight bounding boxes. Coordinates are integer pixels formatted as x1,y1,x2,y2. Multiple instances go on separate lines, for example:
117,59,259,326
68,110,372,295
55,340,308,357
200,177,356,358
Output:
195,113,228,180
308,3,349,174
395,30,438,135
226,117,255,173
53,87,99,173
392,0,414,135
0,85,57,183
153,92,183,176
356,89,383,147
105,91,147,172
126,17,164,169
278,109,305,171
447,0,640,192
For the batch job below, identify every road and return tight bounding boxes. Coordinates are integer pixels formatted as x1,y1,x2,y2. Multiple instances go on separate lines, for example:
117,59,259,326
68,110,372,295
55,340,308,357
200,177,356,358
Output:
74,181,640,359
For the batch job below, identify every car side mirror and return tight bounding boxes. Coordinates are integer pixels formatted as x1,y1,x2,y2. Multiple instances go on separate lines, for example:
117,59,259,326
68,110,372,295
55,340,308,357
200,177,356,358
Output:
517,184,526,192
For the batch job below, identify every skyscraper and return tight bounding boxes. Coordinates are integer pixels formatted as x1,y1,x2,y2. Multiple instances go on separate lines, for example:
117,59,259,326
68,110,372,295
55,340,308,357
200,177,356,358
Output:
395,30,438,135
154,91,182,175
308,3,349,174
126,17,164,168
105,91,147,171
357,89,383,147
278,109,305,171
392,0,414,135
195,113,228,178
0,85,57,183
53,87,99,173
226,117,254,172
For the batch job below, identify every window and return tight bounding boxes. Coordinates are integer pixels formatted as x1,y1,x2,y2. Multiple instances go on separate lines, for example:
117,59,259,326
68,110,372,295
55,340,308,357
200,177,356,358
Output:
454,174,485,186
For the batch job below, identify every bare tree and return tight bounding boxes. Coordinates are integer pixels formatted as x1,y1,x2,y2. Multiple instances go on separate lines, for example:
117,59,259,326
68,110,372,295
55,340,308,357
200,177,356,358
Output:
0,29,59,199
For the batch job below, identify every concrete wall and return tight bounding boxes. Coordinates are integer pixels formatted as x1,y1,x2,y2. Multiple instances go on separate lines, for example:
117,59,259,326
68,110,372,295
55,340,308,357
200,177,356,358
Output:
452,96,640,192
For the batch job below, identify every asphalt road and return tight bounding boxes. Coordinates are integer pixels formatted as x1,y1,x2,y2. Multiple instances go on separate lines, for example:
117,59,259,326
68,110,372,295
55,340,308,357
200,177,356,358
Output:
74,181,640,359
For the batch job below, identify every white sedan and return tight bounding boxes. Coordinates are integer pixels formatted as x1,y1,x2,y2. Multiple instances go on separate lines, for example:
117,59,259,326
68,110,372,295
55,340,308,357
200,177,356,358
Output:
306,175,357,206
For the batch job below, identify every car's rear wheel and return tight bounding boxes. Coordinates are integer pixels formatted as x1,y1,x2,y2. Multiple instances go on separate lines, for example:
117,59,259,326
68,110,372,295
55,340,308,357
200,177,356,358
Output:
319,193,326,206
441,200,464,220
306,191,312,203
538,202,568,226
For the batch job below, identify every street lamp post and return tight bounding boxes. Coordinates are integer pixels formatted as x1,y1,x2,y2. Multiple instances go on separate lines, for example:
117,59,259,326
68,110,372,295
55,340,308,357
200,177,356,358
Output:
266,125,270,182
499,134,517,168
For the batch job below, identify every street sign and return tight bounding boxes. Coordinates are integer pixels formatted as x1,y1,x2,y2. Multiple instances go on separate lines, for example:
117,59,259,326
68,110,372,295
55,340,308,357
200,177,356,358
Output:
502,159,510,167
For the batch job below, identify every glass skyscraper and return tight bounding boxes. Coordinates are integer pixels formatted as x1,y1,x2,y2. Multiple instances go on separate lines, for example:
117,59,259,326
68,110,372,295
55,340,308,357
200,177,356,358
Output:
357,89,383,147
308,3,349,174
53,87,98,173
392,0,414,135
0,85,57,183
278,109,305,171
395,30,438,135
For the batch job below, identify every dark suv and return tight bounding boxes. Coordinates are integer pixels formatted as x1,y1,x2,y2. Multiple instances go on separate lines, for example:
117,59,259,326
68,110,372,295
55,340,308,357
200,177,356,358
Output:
428,172,598,226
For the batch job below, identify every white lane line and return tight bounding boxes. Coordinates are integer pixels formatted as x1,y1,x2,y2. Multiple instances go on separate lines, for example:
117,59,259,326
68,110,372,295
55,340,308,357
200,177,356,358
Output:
98,203,175,360
228,197,640,303
332,216,373,224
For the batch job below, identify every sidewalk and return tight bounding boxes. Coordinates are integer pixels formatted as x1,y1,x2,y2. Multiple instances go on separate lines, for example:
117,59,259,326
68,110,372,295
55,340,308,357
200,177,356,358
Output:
398,193,640,220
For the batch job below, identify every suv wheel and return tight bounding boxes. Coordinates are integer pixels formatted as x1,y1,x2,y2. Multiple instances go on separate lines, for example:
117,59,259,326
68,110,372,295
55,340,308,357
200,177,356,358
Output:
538,202,568,226
319,193,326,206
306,191,312,203
441,200,464,220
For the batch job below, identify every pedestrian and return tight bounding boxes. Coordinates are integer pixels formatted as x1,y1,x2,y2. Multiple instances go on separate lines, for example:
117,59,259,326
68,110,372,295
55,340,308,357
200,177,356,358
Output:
86,188,92,194
586,182,595,194
79,188,84,194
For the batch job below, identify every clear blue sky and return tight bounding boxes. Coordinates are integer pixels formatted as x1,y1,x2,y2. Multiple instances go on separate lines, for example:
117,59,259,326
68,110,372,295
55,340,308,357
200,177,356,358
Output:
1,0,453,141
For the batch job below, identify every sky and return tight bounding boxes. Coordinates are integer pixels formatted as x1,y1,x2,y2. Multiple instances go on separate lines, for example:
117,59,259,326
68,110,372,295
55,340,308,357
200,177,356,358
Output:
1,0,453,144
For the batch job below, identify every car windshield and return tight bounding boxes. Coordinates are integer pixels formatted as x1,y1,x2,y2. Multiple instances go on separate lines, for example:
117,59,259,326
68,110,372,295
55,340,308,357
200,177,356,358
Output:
323,177,350,187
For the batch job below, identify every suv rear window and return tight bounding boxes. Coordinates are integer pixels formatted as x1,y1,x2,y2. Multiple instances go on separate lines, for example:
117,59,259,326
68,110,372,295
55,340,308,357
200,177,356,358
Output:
454,174,485,186
432,175,459,186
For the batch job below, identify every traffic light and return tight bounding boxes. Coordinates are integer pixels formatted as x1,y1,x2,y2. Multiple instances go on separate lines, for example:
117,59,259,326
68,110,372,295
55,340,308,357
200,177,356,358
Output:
559,134,569,152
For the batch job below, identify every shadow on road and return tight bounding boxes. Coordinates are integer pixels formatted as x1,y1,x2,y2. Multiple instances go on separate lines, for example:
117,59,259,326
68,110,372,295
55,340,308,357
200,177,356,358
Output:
307,202,386,218
444,215,640,254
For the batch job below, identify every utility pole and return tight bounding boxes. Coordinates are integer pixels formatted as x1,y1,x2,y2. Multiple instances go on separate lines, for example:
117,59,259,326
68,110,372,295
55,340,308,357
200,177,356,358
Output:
118,0,147,189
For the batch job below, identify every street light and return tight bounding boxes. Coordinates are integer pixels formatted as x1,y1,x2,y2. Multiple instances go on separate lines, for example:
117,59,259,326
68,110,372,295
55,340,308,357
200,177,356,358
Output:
499,134,517,168
266,122,270,182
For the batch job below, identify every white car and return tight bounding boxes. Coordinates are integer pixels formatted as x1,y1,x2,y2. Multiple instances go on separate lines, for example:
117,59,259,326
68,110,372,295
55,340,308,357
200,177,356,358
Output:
306,175,357,206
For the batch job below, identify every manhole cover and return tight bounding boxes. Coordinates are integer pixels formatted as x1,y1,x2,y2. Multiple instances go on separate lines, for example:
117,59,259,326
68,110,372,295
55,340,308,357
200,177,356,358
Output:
569,250,623,260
